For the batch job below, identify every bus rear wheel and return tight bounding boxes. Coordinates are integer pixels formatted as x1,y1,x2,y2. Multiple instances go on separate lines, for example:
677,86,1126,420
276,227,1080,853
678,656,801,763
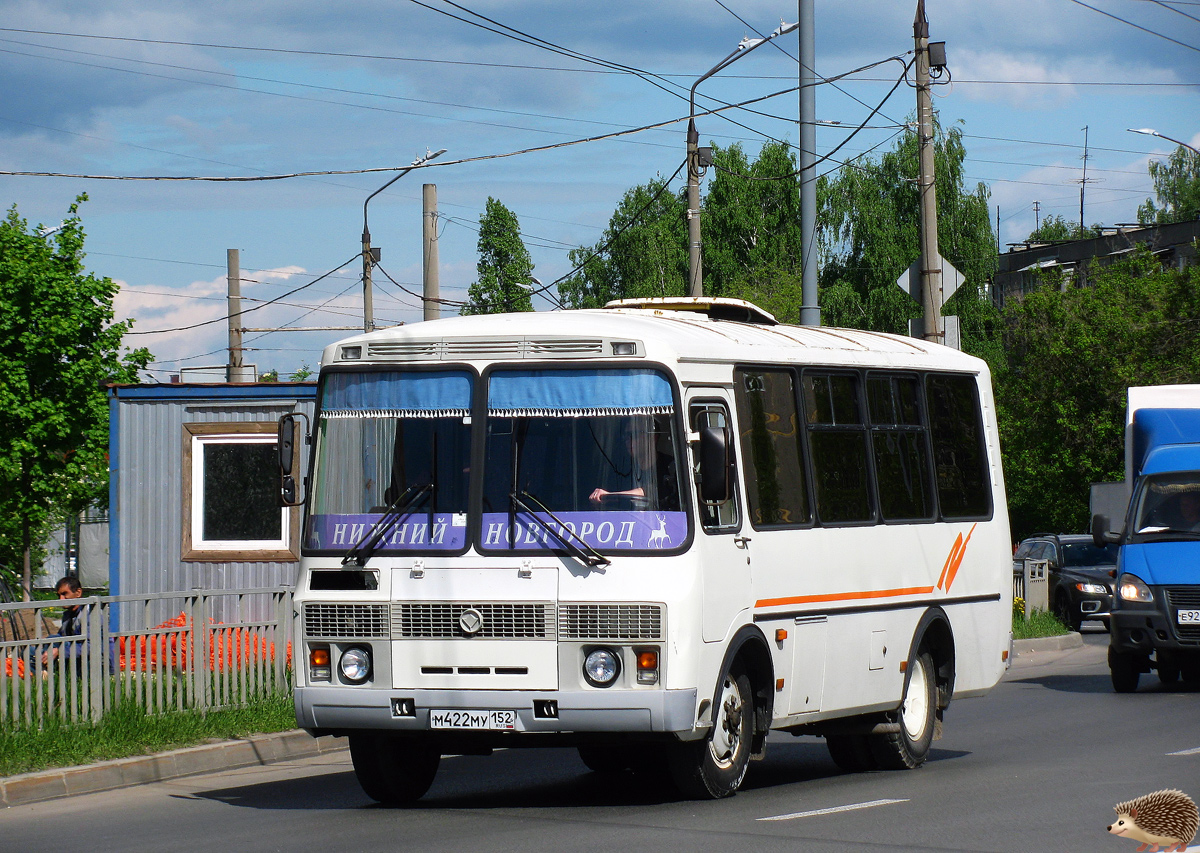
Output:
349,733,441,805
668,668,753,799
869,651,936,770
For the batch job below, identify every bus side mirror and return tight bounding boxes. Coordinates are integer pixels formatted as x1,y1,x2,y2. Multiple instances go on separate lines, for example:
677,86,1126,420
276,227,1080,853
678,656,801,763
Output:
698,425,732,503
278,412,309,507
278,414,296,475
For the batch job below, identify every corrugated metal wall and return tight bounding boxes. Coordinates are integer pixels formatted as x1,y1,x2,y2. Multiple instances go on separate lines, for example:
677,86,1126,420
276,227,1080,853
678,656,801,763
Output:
112,384,316,627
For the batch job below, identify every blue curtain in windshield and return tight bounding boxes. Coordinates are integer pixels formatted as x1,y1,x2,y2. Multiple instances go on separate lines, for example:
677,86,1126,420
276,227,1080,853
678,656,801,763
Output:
322,370,472,418
488,368,673,417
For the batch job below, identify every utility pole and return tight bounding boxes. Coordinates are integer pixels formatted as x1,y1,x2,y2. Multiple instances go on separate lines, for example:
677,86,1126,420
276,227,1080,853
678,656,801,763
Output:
1079,125,1090,233
914,0,942,343
226,249,250,382
798,0,820,326
423,184,440,322
686,121,704,298
1033,199,1041,233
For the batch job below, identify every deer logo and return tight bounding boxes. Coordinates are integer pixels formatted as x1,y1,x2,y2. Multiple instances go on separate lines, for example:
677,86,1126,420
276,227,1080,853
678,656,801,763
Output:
647,514,672,549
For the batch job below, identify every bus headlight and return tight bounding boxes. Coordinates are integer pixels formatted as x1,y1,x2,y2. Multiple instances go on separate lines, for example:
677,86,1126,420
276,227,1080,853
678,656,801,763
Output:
339,647,372,684
583,648,621,687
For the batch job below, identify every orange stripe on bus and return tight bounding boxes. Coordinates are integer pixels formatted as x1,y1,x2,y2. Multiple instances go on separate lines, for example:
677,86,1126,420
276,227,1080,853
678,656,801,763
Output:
756,586,935,609
940,523,978,593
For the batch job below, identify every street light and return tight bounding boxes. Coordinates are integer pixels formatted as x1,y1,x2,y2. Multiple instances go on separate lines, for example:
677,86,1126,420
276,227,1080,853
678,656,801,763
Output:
362,148,446,332
1128,128,1200,157
687,22,799,297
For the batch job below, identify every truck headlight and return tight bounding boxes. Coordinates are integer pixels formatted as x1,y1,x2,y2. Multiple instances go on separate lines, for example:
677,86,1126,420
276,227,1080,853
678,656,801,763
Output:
583,648,620,687
339,647,372,684
1117,574,1154,603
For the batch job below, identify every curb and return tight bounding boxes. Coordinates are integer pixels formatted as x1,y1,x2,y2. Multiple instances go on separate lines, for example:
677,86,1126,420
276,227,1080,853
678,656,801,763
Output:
1013,632,1085,655
0,730,346,809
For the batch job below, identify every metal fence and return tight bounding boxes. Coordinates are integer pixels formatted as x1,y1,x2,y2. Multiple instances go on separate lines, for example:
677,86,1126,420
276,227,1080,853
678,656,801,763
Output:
0,587,293,731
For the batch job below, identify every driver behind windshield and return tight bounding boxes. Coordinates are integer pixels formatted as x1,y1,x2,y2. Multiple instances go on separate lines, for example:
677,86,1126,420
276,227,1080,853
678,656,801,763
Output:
588,415,680,511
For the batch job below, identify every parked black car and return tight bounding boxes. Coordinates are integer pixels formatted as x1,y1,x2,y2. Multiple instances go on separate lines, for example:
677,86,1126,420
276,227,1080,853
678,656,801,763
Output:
1014,534,1119,631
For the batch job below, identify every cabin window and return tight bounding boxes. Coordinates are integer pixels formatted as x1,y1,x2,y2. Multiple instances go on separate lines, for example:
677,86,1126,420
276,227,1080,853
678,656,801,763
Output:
182,423,296,561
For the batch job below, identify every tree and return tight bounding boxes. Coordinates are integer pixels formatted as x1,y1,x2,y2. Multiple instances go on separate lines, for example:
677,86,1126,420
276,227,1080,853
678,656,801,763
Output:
1138,145,1200,225
0,196,151,597
462,197,535,315
992,250,1200,539
703,141,803,306
1025,214,1101,244
557,176,687,309
816,119,997,338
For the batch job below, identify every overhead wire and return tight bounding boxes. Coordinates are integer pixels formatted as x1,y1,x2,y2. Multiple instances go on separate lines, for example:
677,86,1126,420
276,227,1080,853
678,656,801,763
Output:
1065,0,1200,52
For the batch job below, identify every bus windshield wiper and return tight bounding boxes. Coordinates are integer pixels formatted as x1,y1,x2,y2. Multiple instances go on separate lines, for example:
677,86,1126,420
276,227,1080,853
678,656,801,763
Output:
512,489,611,569
343,482,433,567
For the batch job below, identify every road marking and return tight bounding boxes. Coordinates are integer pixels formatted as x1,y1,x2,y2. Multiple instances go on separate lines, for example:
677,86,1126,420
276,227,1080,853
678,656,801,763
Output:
758,798,910,822
1168,746,1200,756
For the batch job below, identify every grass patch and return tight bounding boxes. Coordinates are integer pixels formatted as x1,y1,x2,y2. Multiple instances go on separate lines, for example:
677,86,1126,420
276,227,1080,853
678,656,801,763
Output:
1013,608,1071,640
0,691,296,777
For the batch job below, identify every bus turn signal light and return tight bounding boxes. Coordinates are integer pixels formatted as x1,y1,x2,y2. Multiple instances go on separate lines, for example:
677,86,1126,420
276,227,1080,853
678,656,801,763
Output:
310,647,331,680
636,649,659,685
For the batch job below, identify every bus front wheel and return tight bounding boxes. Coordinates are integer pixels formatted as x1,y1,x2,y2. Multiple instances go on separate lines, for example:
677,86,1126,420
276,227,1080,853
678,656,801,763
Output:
668,668,753,799
869,650,936,770
349,732,441,805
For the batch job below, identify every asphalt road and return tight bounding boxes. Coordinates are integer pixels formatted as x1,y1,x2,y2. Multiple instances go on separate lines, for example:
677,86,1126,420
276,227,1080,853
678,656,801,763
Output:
3,628,1198,853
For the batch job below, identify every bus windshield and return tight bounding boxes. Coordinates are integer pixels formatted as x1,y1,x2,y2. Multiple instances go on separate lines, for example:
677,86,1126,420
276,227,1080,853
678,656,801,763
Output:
482,368,687,554
305,370,473,553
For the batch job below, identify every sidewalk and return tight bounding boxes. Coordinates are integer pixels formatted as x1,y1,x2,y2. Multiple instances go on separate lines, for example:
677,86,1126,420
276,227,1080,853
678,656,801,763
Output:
2,633,1088,809
0,730,346,809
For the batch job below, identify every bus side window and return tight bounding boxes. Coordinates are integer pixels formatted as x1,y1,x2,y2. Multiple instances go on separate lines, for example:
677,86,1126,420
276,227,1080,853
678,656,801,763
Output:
926,374,992,519
690,402,740,533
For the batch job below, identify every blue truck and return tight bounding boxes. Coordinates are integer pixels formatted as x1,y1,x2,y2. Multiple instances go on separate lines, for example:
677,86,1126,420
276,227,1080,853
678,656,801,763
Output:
1092,385,1200,692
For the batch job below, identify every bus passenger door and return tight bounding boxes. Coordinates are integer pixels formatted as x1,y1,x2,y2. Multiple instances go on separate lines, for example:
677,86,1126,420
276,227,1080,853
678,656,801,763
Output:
688,394,751,643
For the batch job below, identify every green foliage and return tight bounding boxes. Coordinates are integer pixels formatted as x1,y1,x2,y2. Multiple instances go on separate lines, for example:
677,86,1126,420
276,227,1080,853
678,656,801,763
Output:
1025,214,1102,243
1012,607,1069,640
289,363,314,382
703,141,803,308
1138,145,1200,225
557,175,688,309
991,250,1200,539
816,119,996,336
462,197,535,315
259,369,279,383
0,691,294,776
0,197,151,594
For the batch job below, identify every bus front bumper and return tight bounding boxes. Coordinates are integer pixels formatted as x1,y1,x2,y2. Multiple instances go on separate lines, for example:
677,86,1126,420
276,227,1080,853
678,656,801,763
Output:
295,685,699,735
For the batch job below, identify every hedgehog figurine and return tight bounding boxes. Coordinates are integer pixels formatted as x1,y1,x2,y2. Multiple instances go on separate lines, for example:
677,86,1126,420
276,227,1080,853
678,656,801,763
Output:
1107,789,1199,852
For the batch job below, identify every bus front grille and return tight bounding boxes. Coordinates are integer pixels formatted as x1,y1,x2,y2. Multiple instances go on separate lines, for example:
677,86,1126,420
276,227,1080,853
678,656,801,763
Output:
558,604,664,641
304,603,390,638
393,603,555,639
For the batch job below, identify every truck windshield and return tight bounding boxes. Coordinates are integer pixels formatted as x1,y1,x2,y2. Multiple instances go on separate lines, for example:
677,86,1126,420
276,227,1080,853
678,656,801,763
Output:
305,370,472,553
1132,473,1200,538
481,367,687,554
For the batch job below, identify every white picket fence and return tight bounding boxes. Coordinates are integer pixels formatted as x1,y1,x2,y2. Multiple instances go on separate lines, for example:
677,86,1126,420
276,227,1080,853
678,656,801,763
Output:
0,588,293,731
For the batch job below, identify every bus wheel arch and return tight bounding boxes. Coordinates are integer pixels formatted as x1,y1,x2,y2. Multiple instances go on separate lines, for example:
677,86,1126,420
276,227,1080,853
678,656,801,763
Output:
868,608,955,770
669,625,773,799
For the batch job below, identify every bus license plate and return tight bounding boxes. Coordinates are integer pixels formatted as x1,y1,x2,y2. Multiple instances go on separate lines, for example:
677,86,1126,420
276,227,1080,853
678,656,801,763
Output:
1178,610,1200,624
429,709,516,730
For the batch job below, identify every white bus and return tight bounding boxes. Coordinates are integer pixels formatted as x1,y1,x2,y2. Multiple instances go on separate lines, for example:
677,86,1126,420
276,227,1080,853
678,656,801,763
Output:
279,297,1012,803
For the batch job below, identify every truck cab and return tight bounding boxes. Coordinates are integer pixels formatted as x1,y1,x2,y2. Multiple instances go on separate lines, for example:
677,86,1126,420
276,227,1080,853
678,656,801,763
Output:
1094,399,1200,691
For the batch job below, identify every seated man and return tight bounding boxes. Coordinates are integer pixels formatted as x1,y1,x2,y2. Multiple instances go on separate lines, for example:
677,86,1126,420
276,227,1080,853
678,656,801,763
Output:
589,418,680,511
40,575,85,670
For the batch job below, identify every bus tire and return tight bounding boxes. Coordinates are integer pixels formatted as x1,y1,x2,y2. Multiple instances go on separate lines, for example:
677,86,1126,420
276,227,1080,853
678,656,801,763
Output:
826,734,877,773
869,650,936,770
349,733,440,805
668,668,753,799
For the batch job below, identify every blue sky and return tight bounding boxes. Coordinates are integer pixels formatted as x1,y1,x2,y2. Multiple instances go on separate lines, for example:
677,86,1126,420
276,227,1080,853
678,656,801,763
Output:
1,0,1197,379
